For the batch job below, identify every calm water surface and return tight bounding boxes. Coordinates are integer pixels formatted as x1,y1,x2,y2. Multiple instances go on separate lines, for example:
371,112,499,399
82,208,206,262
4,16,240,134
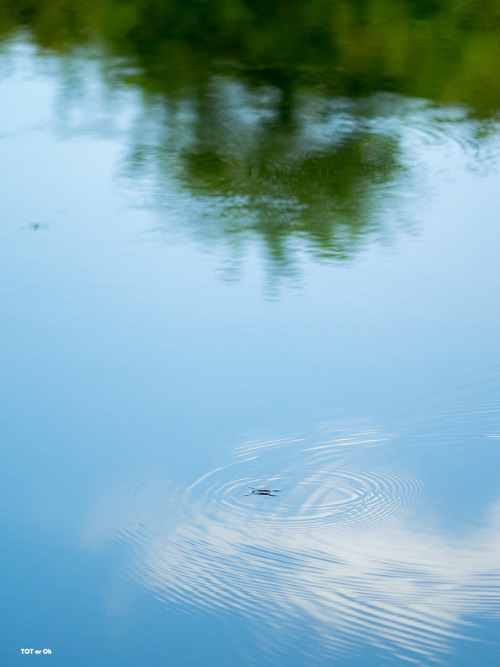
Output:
1,6,500,665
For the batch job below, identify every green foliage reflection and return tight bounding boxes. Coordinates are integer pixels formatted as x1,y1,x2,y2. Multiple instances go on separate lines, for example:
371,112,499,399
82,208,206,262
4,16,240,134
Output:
1,0,499,271
3,0,500,110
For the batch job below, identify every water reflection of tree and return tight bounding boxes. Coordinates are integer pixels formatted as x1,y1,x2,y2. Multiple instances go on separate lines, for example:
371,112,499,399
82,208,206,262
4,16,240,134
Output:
3,0,500,111
119,77,407,273
1,0,499,272
178,122,400,265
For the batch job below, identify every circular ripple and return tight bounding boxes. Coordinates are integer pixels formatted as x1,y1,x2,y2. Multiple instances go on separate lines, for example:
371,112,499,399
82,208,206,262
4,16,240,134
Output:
401,108,500,175
90,430,464,662
131,433,428,653
86,427,500,663
181,438,424,531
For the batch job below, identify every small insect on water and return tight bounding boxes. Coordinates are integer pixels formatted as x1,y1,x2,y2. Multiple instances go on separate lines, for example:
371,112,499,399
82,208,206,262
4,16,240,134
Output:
23,222,49,231
244,487,282,497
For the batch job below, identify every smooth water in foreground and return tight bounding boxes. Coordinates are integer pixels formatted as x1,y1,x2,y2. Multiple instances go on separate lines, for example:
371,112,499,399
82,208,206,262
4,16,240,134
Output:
1,6,500,665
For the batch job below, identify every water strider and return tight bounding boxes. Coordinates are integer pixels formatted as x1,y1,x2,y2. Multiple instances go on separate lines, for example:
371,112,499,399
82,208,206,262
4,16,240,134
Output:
244,487,282,497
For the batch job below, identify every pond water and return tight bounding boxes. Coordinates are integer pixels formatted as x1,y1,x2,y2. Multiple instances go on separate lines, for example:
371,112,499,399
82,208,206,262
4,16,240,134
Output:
1,3,500,665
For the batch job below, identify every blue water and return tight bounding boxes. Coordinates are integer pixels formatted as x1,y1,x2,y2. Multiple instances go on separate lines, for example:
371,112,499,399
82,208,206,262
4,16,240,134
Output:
1,42,500,666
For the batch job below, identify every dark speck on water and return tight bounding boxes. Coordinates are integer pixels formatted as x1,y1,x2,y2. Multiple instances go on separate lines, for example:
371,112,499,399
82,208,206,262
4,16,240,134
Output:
24,222,48,231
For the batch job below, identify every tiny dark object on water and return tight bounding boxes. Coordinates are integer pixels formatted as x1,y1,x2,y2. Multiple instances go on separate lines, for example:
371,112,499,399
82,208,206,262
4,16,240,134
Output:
24,222,49,231
244,487,282,497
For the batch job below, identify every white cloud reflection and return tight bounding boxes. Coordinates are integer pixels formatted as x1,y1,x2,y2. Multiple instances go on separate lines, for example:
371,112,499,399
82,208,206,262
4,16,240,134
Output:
83,431,500,663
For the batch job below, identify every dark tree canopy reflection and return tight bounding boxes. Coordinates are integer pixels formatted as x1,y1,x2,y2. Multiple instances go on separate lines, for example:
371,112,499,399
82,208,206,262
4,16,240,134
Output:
1,0,499,272
3,0,500,110
125,85,406,270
